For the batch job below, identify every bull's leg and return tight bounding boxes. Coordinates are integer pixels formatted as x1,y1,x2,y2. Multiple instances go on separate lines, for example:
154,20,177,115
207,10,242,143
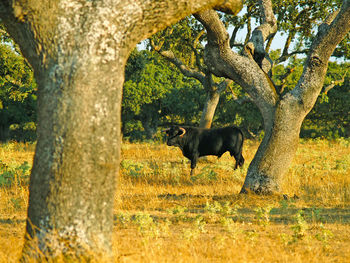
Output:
190,168,195,176
232,154,244,169
234,159,238,170
190,156,198,176
231,152,242,170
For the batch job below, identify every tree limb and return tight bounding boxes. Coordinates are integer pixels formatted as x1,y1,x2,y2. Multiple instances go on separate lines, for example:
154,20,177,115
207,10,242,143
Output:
244,0,277,72
324,68,348,94
194,9,278,119
158,50,206,82
217,78,232,93
187,29,206,71
275,7,311,64
276,67,295,95
294,0,350,113
229,25,240,48
276,49,309,64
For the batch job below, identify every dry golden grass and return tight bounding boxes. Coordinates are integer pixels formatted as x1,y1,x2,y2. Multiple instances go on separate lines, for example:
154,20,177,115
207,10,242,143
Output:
1,139,350,262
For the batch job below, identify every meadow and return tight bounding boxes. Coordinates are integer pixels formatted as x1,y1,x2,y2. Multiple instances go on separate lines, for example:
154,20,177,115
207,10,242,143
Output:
0,138,349,262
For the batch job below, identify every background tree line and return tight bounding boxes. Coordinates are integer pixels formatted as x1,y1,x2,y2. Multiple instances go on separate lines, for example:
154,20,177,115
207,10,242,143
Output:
1,1,349,143
3,43,350,142
123,48,349,141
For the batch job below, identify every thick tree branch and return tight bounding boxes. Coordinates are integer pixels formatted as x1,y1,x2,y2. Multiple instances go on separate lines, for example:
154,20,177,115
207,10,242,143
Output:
194,9,278,122
294,0,350,113
124,0,244,49
244,0,277,72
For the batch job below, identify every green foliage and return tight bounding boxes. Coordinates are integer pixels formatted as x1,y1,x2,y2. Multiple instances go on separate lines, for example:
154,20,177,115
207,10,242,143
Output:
120,160,144,180
204,201,240,223
0,160,31,187
215,84,263,137
0,41,37,141
115,212,131,228
149,17,204,68
133,213,160,239
122,49,204,141
190,166,217,184
290,210,308,242
314,224,334,245
302,63,350,138
254,206,273,226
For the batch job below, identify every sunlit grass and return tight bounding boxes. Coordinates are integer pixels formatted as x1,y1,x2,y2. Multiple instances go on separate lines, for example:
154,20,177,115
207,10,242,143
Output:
1,139,350,262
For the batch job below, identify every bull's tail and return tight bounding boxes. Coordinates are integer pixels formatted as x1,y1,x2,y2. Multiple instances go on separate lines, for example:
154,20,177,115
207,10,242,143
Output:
237,130,244,167
238,129,244,167
231,128,244,169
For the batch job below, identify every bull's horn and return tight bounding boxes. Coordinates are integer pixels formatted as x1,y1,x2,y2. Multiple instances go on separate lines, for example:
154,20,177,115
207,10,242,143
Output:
179,127,186,137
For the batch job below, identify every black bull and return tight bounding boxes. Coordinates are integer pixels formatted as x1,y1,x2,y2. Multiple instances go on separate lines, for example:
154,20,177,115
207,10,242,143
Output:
164,126,244,175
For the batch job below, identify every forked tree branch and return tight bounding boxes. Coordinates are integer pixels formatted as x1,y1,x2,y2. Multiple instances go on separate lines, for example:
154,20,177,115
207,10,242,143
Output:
194,9,278,117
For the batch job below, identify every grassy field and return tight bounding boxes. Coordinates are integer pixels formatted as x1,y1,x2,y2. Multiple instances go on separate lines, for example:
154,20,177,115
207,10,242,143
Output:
0,139,350,262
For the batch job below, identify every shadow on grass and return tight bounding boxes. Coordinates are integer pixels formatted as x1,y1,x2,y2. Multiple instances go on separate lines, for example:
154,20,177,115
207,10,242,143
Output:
0,218,26,224
153,193,350,225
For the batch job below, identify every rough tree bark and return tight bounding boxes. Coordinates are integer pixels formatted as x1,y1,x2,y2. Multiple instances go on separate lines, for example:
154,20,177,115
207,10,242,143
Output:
194,0,350,194
0,0,243,260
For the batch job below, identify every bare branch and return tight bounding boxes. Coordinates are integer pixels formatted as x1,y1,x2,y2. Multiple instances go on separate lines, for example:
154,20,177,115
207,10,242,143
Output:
244,16,252,46
276,49,309,64
229,26,240,48
191,29,206,70
324,68,348,94
275,8,311,64
265,32,275,53
158,50,206,82
217,78,233,93
188,44,205,71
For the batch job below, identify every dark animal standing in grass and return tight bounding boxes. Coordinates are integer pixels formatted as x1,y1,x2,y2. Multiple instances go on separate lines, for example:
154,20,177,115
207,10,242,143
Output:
164,126,244,175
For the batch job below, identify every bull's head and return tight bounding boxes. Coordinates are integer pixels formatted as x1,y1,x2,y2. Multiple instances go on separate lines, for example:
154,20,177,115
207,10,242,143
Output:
164,126,186,147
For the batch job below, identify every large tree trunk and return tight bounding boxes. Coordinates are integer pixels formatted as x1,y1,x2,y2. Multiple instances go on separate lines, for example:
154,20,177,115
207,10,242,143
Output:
23,62,124,258
195,1,350,194
241,96,304,193
0,0,243,259
240,1,350,194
